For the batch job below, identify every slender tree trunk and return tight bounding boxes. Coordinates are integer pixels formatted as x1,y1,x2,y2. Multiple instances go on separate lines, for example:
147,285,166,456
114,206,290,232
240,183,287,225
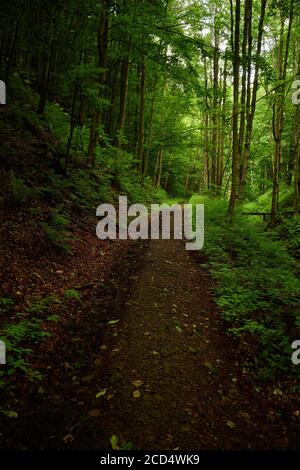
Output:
238,0,250,190
211,9,220,191
164,153,172,190
217,59,227,193
87,1,109,167
114,56,130,149
105,61,119,138
271,1,294,224
154,147,163,187
5,20,19,83
293,110,300,213
65,84,79,173
228,0,241,215
143,67,159,178
293,49,300,213
38,39,55,115
239,0,266,200
203,58,210,190
138,61,146,176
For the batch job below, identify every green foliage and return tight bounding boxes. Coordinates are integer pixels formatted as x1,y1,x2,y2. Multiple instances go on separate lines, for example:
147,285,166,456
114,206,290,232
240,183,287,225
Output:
190,195,300,377
69,168,114,207
0,297,15,311
2,319,48,343
46,314,59,322
45,102,70,145
113,150,167,205
110,434,133,451
0,294,61,387
274,215,300,257
9,170,32,205
40,207,73,253
30,206,42,216
26,295,60,315
64,289,81,300
0,318,49,387
243,186,294,214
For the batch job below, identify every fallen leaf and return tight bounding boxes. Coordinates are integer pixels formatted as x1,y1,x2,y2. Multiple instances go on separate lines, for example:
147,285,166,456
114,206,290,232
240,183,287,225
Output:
226,420,236,428
107,319,120,326
63,434,74,444
96,389,107,398
238,411,251,421
110,435,119,450
132,380,143,388
5,410,18,418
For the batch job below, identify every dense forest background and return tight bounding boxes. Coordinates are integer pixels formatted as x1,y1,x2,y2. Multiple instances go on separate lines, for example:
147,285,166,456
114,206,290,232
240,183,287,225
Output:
1,0,300,209
0,0,300,451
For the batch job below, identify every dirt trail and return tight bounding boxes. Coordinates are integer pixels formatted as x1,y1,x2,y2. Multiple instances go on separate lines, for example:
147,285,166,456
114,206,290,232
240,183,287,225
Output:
1,236,292,450
78,237,289,450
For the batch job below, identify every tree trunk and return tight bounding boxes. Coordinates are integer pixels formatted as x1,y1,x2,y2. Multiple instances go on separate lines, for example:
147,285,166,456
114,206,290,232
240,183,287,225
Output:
211,9,220,191
239,0,266,200
154,147,163,188
38,39,55,115
138,61,146,176
114,56,130,149
238,0,251,191
65,84,79,173
228,0,241,215
217,59,227,193
87,1,109,167
203,58,210,190
293,49,300,213
271,1,294,224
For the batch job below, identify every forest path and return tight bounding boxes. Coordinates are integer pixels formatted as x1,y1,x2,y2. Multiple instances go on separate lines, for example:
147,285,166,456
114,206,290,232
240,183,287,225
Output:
81,237,287,450
1,234,290,450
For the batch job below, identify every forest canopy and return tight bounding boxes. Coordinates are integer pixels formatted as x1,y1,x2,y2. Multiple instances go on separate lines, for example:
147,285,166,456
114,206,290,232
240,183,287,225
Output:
0,0,299,215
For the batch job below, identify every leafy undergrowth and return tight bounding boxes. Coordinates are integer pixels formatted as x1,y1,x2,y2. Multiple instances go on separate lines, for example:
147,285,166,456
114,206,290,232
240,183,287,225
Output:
243,185,294,214
190,195,300,379
242,188,300,258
